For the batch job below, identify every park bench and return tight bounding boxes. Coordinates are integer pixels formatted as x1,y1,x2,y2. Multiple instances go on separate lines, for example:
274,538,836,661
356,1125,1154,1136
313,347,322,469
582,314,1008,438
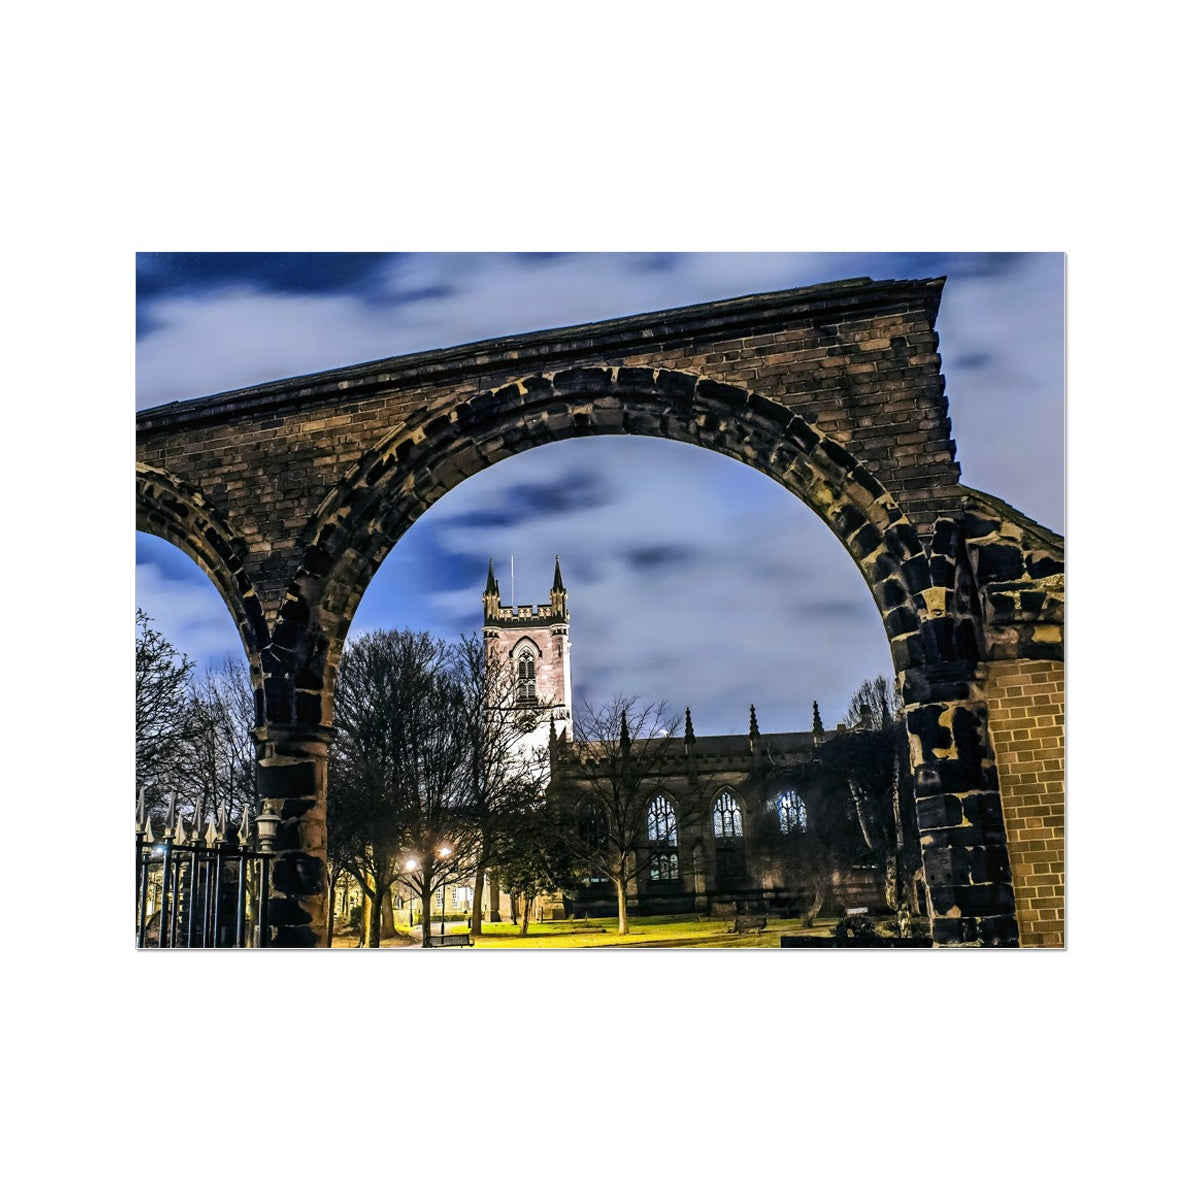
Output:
728,915,767,935
425,932,474,948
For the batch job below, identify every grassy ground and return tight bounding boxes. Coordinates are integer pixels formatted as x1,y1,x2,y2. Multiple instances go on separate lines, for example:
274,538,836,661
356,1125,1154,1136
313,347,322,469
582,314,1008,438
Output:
330,913,914,948
469,913,843,948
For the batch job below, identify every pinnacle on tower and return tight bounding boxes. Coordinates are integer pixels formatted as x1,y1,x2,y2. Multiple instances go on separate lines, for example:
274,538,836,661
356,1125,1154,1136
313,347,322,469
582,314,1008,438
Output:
551,554,565,594
485,558,500,597
684,707,695,745
812,701,824,736
619,709,631,757
749,704,760,739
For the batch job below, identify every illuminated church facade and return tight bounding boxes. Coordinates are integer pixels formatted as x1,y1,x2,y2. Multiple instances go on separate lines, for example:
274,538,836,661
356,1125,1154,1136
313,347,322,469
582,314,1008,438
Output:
482,559,885,920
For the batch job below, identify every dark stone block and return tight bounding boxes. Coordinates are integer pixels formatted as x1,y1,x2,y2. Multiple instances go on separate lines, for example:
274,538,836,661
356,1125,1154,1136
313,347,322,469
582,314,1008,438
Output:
929,518,958,558
884,521,924,560
832,505,868,539
615,366,656,391
978,914,1021,946
960,792,1008,835
899,555,932,596
849,465,886,499
1026,552,1064,579
919,615,958,663
916,794,963,831
518,375,554,401
256,760,317,799
885,605,919,638
931,916,978,944
747,391,784,420
491,382,524,409
301,544,335,578
279,594,309,625
954,620,981,661
908,705,954,757
274,851,327,896
655,370,697,400
927,554,955,588
976,542,1024,584
268,897,315,927
554,367,612,396
696,377,748,408
881,577,908,609
263,678,294,724
962,509,1000,540
821,438,856,472
787,418,820,453
294,690,323,726
848,521,883,559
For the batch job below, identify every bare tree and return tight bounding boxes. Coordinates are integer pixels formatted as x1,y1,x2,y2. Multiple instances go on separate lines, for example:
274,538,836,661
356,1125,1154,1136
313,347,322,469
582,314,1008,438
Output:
135,608,194,810
329,629,486,947
175,657,258,829
552,695,682,935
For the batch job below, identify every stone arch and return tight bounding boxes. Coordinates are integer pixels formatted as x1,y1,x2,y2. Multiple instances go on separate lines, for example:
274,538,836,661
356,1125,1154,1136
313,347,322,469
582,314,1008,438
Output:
280,368,950,723
135,464,269,712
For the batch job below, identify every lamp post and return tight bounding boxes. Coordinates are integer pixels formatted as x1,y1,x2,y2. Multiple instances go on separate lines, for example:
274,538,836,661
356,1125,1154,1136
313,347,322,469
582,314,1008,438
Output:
438,843,453,936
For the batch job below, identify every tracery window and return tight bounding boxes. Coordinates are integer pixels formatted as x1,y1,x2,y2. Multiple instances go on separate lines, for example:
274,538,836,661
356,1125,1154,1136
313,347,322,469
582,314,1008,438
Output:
775,789,807,834
647,793,680,884
650,851,680,881
712,790,744,839
516,646,536,704
647,794,678,845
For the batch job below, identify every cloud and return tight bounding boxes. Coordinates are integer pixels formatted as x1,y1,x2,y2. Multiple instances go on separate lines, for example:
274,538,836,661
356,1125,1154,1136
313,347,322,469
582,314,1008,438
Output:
135,252,1063,735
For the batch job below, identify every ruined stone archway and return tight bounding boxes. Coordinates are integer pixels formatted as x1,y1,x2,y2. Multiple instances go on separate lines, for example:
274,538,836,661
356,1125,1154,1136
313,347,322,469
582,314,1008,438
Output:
136,277,1064,947
135,464,270,711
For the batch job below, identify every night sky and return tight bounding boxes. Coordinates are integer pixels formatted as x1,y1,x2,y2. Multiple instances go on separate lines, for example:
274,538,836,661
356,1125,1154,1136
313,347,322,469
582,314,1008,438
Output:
135,252,1064,733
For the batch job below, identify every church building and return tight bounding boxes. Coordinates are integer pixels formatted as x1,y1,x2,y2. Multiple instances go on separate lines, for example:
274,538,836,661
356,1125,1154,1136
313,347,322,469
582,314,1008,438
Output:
483,560,886,920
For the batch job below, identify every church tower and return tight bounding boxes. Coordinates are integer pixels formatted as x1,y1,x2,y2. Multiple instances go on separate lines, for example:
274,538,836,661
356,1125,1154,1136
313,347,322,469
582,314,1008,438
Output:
482,557,573,752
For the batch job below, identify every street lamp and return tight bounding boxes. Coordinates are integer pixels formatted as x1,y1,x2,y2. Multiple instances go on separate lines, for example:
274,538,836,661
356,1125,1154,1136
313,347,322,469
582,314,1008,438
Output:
438,844,453,936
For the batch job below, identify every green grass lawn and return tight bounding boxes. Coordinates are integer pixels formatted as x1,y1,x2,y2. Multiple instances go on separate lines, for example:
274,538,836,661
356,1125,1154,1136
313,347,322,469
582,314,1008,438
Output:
465,913,843,948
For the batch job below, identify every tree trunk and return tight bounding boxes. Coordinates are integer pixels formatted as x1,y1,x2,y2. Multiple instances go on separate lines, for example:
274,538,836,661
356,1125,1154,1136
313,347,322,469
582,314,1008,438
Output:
367,887,383,948
326,867,338,947
420,880,434,946
508,891,520,924
471,859,486,936
519,893,532,936
380,888,396,940
616,875,630,935
803,882,826,928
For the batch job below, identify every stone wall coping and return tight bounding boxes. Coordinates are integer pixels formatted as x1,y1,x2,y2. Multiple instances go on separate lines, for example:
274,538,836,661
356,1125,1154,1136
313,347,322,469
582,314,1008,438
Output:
136,275,946,434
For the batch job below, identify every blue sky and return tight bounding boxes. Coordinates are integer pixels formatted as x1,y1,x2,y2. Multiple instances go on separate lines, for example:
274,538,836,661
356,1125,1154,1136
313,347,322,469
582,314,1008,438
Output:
136,252,1064,734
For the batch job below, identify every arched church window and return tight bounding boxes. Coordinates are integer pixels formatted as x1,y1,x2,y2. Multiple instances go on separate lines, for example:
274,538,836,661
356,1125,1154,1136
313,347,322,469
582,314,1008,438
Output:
647,794,680,883
775,789,807,834
712,790,744,839
516,646,536,704
647,794,677,845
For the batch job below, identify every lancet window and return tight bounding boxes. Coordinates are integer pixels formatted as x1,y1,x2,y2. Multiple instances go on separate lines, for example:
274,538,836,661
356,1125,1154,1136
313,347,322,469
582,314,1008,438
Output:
775,789,807,834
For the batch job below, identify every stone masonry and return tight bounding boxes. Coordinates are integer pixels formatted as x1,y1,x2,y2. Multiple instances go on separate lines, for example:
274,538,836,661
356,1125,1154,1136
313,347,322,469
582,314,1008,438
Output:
136,276,1065,947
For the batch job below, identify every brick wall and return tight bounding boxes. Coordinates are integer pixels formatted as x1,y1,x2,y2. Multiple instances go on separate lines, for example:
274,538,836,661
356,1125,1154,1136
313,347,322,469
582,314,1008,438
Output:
985,659,1065,947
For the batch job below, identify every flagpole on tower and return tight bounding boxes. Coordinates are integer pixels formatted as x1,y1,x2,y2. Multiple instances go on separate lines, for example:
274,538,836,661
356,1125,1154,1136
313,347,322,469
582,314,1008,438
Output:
511,555,515,607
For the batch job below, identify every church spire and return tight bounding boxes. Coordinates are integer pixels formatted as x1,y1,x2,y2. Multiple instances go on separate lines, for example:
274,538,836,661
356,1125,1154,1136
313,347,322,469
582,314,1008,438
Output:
684,707,695,745
549,554,567,619
749,704,760,752
485,558,500,596
812,700,824,736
